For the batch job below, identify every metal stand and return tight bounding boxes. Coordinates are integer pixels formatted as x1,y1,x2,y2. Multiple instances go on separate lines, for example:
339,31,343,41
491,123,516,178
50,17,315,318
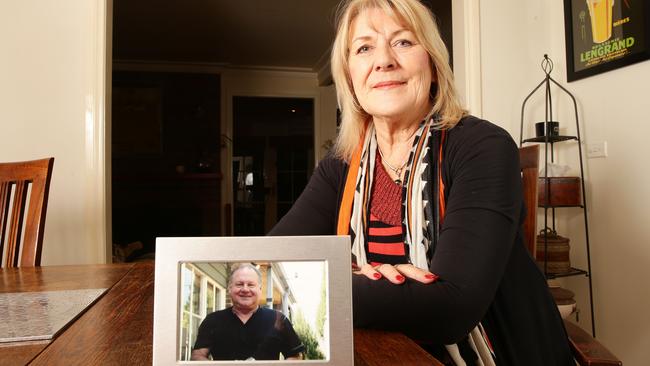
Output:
519,55,596,337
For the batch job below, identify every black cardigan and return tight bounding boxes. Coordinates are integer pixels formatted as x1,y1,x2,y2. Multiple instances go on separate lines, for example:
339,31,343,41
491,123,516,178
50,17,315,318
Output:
270,116,574,365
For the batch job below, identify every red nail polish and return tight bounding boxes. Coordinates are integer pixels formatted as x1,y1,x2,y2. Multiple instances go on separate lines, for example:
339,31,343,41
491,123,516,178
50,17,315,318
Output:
396,275,405,282
425,274,436,279
373,273,382,279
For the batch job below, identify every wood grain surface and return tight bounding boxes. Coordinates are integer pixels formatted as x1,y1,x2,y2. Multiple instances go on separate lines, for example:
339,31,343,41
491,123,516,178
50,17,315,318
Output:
519,145,539,256
0,263,144,365
354,328,444,366
0,263,134,293
0,341,48,366
564,320,622,366
30,262,154,365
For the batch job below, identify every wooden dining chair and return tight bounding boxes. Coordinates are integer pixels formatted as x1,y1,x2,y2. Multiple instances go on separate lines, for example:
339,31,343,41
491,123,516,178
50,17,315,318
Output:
518,146,621,366
0,157,54,268
519,145,540,256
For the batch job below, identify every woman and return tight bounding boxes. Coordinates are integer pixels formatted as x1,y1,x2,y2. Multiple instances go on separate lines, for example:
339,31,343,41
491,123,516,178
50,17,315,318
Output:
270,0,574,364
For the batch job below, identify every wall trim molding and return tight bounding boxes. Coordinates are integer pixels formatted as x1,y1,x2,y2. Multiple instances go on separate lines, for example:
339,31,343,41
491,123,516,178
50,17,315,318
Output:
314,46,333,86
90,0,110,263
452,0,483,117
113,59,316,78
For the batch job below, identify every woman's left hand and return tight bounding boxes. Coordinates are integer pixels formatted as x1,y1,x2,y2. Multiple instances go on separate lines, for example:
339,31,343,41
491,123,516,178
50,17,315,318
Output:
353,263,439,285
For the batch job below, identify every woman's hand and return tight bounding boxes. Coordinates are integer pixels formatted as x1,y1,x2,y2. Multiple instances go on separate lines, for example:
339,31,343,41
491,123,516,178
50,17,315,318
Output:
353,263,439,284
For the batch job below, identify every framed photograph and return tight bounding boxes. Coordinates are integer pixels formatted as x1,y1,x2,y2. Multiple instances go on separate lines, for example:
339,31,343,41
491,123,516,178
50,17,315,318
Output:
153,236,353,366
564,0,650,82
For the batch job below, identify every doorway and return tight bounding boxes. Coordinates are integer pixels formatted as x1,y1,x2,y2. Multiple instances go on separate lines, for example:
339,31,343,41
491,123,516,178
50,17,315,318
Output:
232,97,315,235
111,71,222,259
107,0,457,259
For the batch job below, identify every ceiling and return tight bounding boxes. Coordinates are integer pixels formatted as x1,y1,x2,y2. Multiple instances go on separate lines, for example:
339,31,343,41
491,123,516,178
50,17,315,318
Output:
113,0,452,74
113,0,342,71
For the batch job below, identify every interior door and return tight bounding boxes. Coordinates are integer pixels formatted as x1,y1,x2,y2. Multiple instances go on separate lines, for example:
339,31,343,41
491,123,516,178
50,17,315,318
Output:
232,96,314,235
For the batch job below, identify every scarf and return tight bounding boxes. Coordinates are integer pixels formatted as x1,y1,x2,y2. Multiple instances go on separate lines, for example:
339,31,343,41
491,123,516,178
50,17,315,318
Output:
337,118,496,366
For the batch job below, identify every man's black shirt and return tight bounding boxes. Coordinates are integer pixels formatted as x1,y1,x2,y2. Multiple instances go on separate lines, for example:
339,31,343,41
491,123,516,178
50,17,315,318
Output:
193,306,305,360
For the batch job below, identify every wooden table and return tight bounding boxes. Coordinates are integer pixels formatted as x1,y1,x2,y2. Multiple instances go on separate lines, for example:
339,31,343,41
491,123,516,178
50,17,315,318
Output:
0,262,154,365
0,262,440,365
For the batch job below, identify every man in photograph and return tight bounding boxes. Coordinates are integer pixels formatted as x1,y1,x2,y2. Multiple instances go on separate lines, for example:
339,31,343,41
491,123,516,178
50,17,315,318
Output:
191,263,304,361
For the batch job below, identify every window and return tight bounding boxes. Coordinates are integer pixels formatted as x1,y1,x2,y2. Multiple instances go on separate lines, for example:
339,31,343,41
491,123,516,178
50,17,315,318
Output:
178,263,226,360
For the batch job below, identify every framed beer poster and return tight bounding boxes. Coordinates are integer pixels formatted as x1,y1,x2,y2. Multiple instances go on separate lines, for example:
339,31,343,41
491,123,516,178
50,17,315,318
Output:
564,0,650,81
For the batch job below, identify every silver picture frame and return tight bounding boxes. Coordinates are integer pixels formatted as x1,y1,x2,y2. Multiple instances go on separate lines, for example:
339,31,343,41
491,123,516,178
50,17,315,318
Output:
153,236,353,366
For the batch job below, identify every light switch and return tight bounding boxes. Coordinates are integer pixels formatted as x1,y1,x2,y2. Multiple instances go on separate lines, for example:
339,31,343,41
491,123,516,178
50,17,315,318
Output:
587,141,607,158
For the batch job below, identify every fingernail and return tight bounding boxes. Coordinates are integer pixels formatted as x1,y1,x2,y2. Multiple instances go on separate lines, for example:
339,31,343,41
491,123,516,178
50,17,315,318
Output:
373,273,382,279
425,274,436,279
396,275,405,282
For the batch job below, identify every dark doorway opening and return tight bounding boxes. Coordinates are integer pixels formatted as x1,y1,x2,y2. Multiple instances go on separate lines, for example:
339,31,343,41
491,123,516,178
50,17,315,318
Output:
109,0,452,257
232,97,314,236
111,71,222,260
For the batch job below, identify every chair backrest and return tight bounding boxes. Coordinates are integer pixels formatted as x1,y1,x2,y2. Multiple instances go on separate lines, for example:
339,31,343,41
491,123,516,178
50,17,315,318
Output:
518,147,623,365
0,158,54,268
519,145,539,257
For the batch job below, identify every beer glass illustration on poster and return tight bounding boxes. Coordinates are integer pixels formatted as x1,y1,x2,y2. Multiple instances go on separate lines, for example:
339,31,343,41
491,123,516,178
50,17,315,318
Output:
564,0,649,81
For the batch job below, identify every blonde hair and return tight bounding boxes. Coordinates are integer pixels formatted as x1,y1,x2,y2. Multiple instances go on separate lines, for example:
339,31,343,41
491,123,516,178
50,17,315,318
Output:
331,0,466,160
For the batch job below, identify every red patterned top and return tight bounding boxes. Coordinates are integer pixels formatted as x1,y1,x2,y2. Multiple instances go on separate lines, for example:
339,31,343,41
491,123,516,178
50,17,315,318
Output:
367,152,407,265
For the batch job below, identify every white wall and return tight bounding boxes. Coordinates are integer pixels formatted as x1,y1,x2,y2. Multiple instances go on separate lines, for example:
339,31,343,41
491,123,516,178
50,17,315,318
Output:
479,0,553,134
0,0,110,265
479,1,650,364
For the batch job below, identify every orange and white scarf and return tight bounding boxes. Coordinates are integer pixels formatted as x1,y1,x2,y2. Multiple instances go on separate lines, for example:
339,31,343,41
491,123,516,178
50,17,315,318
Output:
337,118,496,366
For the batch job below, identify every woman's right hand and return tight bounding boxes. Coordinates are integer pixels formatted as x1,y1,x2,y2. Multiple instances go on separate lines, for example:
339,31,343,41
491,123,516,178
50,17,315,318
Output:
353,263,439,285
